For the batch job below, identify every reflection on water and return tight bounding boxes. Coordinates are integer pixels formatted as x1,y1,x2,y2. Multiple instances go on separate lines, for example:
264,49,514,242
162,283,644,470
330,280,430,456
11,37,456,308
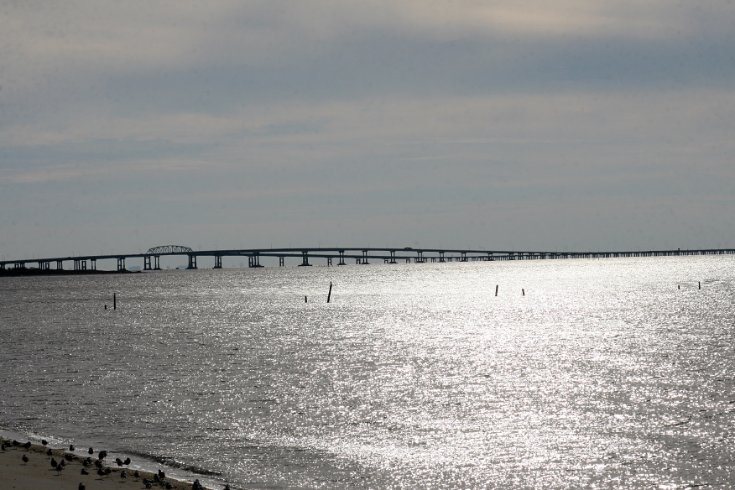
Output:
1,256,735,488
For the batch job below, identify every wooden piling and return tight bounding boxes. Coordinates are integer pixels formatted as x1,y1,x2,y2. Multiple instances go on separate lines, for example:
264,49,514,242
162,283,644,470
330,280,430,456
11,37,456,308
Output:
522,288,525,296
698,281,701,290
305,295,308,303
113,293,117,310
327,282,333,303
495,285,499,297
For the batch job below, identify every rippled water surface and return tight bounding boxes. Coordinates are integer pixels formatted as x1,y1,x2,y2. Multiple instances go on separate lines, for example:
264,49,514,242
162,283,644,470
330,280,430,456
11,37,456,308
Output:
2,256,735,488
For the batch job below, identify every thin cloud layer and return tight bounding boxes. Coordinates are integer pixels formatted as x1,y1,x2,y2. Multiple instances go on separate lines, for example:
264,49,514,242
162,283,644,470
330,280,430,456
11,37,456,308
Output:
1,1,734,257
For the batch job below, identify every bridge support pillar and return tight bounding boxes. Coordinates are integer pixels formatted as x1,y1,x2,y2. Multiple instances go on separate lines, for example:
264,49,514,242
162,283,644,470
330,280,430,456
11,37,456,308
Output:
327,257,332,267
144,256,152,271
56,260,63,270
15,262,25,270
117,257,126,272
439,251,445,262
213,255,222,269
299,251,311,267
279,256,285,267
461,252,467,262
338,250,345,266
389,250,396,264
248,254,262,268
154,255,160,270
90,259,96,270
187,255,197,269
416,251,424,263
0,263,4,270
361,250,369,264
39,261,50,271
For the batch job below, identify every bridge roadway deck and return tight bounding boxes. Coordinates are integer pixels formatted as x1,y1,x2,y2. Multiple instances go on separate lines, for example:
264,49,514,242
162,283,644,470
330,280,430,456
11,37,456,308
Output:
1,247,734,271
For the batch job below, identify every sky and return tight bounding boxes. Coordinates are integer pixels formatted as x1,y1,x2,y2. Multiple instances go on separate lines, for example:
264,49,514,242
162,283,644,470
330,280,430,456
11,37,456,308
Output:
1,0,735,260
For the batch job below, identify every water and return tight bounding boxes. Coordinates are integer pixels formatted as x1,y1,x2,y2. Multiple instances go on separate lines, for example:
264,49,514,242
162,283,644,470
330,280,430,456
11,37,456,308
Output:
1,256,735,488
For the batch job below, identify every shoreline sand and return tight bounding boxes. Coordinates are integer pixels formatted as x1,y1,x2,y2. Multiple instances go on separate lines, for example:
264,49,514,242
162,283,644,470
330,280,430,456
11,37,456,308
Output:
0,437,227,490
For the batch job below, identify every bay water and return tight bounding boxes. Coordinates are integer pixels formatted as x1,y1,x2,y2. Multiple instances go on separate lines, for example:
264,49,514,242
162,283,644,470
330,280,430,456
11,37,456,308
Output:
1,256,734,488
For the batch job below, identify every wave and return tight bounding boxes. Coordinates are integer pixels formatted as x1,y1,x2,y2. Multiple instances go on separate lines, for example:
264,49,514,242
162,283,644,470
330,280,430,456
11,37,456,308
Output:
120,448,223,477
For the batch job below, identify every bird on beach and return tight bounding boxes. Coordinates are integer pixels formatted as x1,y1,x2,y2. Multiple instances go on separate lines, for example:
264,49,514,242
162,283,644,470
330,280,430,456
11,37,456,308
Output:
50,457,58,468
98,449,108,460
23,441,31,449
69,444,75,451
79,483,86,490
193,478,204,490
124,456,131,465
115,457,123,466
21,454,29,464
47,448,52,456
41,439,48,446
88,447,94,455
81,468,89,475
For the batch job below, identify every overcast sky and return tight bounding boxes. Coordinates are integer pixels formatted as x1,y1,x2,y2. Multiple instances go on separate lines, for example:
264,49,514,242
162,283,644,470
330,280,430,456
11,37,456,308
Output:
1,1,734,259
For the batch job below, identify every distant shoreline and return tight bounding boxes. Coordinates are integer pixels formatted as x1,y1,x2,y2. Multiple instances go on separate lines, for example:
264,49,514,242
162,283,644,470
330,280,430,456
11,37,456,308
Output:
0,269,140,277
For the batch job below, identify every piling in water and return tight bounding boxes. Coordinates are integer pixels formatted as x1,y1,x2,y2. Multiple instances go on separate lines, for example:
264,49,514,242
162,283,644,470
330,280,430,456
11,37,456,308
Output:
495,285,499,297
522,288,525,296
327,282,333,303
113,293,117,310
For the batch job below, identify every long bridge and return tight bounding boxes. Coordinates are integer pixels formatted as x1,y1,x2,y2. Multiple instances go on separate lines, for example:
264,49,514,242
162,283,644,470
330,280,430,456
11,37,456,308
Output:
1,245,735,273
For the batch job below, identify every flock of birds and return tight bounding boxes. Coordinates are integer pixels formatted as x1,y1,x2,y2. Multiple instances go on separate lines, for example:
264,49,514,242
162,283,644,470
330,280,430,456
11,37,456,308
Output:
2,437,231,490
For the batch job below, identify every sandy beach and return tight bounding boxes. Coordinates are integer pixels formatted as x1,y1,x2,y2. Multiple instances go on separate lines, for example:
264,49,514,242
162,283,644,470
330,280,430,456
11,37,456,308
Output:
0,437,222,490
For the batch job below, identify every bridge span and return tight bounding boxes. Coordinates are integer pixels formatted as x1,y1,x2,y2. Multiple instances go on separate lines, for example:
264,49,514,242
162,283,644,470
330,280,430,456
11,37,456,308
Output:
1,245,735,273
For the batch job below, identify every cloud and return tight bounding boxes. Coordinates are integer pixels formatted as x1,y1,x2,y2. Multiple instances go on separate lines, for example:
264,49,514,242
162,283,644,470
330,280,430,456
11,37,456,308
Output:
1,1,735,254
3,1,734,99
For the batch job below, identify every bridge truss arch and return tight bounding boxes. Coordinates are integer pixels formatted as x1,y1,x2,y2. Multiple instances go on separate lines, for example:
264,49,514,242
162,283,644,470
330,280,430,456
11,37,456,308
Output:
146,245,194,254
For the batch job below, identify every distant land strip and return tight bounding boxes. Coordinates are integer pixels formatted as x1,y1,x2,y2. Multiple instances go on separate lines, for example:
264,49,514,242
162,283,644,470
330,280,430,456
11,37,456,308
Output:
1,246,733,275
